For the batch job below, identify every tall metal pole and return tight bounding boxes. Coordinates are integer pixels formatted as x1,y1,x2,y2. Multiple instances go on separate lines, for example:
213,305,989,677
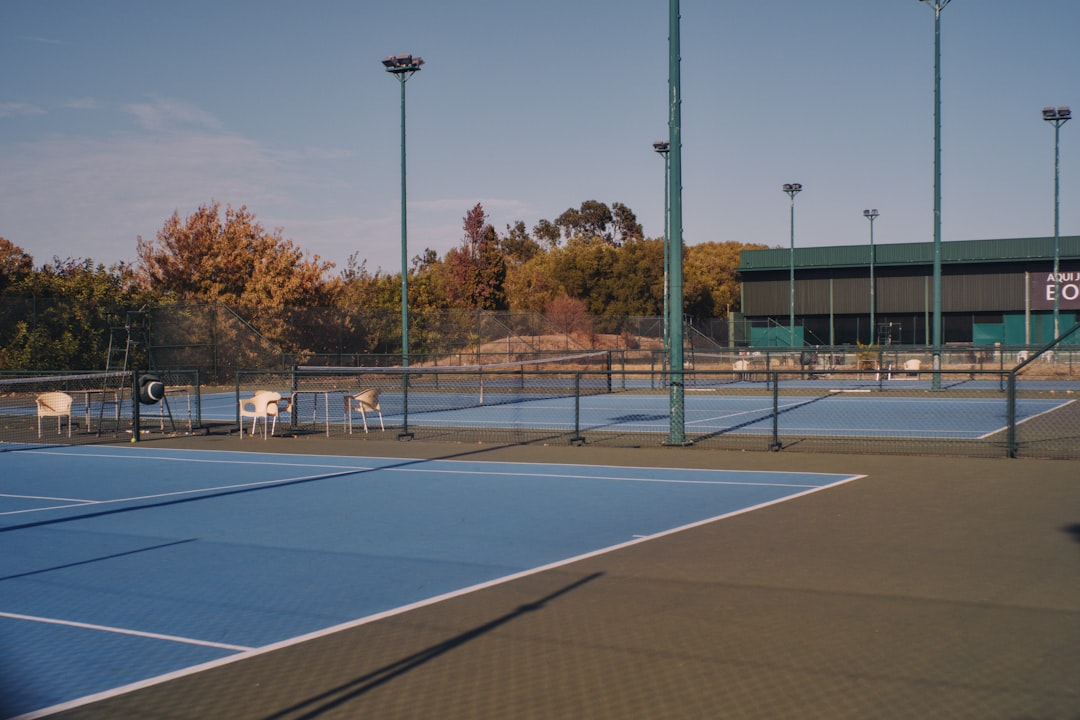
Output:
1054,116,1061,340
783,183,802,346
398,76,409,366
667,0,687,445
653,141,671,356
1044,106,1071,340
383,54,423,368
865,209,879,344
919,0,949,389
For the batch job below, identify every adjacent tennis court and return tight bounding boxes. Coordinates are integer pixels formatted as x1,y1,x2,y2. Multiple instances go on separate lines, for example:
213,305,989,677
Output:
0,445,859,718
200,387,1073,440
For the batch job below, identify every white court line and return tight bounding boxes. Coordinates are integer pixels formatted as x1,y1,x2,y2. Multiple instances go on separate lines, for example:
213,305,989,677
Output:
18,448,835,490
0,611,252,652
0,469,362,517
0,493,96,503
15,471,866,720
407,466,822,489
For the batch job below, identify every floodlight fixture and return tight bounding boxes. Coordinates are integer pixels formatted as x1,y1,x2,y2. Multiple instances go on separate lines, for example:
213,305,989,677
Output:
653,140,670,154
382,54,424,73
1044,106,1070,122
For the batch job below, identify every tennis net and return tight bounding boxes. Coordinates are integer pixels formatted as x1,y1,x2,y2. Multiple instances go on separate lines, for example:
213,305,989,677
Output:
234,351,614,437
0,370,203,450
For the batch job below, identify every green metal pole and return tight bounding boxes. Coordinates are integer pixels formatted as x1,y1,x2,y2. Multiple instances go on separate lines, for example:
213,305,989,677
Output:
398,75,409,368
865,209,878,344
925,0,950,390
1052,116,1063,339
652,141,671,358
789,194,795,342
1054,119,1060,339
782,184,801,347
666,0,687,445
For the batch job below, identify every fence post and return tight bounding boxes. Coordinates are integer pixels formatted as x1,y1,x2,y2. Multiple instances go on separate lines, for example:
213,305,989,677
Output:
1006,370,1017,458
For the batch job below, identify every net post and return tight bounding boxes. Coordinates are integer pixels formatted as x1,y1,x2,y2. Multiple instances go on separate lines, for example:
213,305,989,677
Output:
605,351,613,393
131,369,141,443
398,368,413,441
194,369,203,431
234,374,242,436
769,371,781,451
569,373,586,446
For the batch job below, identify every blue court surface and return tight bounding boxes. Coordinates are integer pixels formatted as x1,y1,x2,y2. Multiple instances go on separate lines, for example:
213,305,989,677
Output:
203,389,1073,439
0,446,860,718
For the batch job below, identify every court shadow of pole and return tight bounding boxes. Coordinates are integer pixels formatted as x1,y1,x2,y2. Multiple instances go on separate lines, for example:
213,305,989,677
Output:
260,571,604,720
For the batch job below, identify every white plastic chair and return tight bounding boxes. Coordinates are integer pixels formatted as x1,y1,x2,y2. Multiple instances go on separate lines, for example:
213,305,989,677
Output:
239,391,284,439
345,389,384,433
903,358,922,377
37,391,73,438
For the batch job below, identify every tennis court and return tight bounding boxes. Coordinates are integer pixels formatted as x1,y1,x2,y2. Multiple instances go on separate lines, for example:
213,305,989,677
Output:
0,445,858,718
202,386,1072,441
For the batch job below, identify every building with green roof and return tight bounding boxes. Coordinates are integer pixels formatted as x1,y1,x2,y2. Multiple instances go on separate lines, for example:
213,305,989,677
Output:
735,236,1080,347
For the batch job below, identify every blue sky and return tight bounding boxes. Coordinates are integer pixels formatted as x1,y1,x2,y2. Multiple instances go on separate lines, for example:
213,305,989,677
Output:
2,0,1077,276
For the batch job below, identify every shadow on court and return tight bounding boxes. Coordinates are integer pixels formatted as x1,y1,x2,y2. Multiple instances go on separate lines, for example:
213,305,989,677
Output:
261,573,601,720
45,436,1080,720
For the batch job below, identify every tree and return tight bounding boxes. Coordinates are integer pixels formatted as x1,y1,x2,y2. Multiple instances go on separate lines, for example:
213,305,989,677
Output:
0,257,144,370
137,202,335,310
555,200,615,244
445,203,507,310
136,202,336,352
500,220,540,264
0,237,33,292
532,218,561,250
684,241,766,317
503,251,561,312
611,202,644,244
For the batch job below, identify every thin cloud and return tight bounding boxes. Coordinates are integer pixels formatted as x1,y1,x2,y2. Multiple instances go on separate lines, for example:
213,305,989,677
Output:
66,98,100,110
124,97,224,133
0,102,45,119
22,35,67,46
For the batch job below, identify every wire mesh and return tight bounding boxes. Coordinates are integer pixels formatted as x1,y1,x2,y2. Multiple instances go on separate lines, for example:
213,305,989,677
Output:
0,370,203,450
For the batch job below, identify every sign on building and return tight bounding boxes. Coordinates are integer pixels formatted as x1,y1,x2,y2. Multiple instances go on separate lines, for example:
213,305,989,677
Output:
1030,269,1080,310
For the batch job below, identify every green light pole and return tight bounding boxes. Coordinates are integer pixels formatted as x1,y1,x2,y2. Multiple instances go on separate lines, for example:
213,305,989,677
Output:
666,0,688,445
783,183,802,347
864,209,879,344
653,140,671,356
918,0,949,389
382,53,424,368
1043,106,1071,340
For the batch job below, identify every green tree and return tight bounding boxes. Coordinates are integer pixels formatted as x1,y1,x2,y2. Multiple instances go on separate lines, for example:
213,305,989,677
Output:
555,200,615,244
500,220,541,264
684,241,766,317
532,218,561,250
548,236,618,315
0,258,144,370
